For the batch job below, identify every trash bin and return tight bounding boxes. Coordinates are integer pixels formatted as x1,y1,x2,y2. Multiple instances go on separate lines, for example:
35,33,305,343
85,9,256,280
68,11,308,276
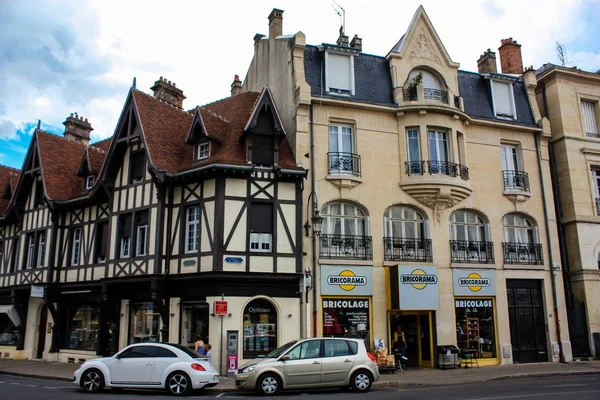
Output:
437,345,459,369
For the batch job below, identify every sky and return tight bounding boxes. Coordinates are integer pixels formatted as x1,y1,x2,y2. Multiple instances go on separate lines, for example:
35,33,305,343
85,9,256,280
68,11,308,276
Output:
0,0,599,169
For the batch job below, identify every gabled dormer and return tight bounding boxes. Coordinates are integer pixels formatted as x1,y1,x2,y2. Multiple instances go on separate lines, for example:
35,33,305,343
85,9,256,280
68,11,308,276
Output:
242,88,286,168
185,108,224,163
76,148,96,191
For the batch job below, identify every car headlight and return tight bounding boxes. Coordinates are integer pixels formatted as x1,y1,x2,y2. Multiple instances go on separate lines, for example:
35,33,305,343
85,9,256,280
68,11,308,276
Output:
242,365,256,373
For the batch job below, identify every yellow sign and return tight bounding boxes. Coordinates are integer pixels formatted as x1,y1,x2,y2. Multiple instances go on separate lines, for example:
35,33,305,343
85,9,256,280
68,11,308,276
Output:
327,270,367,291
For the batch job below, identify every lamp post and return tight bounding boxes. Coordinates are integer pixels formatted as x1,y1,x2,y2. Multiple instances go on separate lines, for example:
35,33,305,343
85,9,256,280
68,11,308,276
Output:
303,192,322,338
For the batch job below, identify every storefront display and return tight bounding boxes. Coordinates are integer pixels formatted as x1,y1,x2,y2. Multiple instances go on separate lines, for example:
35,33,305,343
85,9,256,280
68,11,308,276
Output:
0,313,19,346
180,302,209,346
67,305,99,351
242,299,277,358
322,298,371,350
455,298,496,358
130,302,160,344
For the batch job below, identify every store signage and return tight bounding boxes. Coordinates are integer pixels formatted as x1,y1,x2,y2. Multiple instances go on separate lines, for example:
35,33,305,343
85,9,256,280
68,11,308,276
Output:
225,257,243,263
30,285,45,298
321,265,373,296
214,301,228,315
183,302,209,310
183,260,196,266
452,269,496,296
455,299,493,308
399,266,438,310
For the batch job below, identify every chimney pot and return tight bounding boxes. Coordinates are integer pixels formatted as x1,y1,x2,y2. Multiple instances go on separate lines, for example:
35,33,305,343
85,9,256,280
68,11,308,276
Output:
268,8,284,39
477,49,497,74
498,38,523,74
150,77,186,109
350,34,362,51
63,113,93,146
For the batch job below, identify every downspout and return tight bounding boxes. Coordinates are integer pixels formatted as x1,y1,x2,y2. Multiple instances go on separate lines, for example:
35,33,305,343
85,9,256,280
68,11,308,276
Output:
535,133,565,363
310,103,318,337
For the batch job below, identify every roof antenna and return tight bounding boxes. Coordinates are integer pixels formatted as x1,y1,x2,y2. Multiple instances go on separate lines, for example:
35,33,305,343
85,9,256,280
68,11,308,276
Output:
37,119,41,130
132,77,137,89
332,1,345,36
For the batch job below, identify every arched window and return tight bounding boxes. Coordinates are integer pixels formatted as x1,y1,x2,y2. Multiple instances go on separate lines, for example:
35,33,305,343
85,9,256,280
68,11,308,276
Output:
320,203,371,260
243,298,277,358
502,214,543,265
502,214,536,244
450,210,493,263
384,206,431,262
406,69,444,90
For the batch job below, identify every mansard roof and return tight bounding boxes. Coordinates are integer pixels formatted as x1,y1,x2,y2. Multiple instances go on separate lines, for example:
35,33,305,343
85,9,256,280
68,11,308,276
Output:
0,165,20,214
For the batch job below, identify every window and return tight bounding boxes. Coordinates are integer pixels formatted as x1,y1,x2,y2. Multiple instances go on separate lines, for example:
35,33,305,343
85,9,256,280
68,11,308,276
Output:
501,144,520,172
287,340,322,360
195,142,210,161
0,313,19,346
429,130,449,164
94,221,108,263
243,298,278,358
9,238,19,273
457,132,465,166
451,211,488,242
129,302,160,344
491,80,516,119
70,228,81,266
36,231,45,268
25,233,35,269
24,231,45,269
450,210,493,263
324,339,352,358
34,180,44,208
0,241,3,273
407,69,443,90
322,298,370,351
455,298,497,359
321,202,367,237
582,101,599,137
593,168,600,216
502,214,535,244
180,302,209,345
502,214,542,265
384,206,426,239
329,124,355,174
406,129,422,174
119,214,132,258
85,175,95,190
185,206,201,253
66,305,99,351
325,52,354,95
154,347,177,358
137,224,148,256
249,203,273,253
252,133,275,166
119,346,156,358
129,151,145,183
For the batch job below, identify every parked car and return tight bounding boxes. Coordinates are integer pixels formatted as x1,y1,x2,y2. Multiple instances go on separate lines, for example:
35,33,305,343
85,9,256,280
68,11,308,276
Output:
74,342,218,396
235,337,379,396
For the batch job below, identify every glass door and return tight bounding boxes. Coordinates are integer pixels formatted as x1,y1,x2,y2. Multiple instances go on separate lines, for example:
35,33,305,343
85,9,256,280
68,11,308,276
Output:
501,145,519,172
428,130,448,174
329,125,353,174
418,313,433,368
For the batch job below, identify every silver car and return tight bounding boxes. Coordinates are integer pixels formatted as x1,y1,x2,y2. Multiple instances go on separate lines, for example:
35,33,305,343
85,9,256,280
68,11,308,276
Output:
235,338,379,396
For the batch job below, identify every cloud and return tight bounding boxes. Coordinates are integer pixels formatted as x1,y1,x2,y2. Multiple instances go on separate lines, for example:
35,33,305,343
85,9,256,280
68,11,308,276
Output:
0,120,16,139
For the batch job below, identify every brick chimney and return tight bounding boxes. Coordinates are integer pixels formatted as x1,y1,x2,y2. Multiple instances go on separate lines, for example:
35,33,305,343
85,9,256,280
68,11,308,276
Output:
336,26,349,46
63,113,93,146
268,8,283,39
150,77,186,109
231,75,242,96
477,49,497,74
350,34,362,51
498,38,523,74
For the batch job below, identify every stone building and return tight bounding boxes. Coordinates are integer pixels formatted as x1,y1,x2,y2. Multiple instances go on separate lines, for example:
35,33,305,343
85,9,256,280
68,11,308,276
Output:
535,64,600,358
0,79,307,374
242,7,572,365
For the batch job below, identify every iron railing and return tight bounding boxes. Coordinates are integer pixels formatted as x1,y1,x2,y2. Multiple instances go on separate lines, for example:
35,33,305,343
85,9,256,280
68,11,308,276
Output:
596,198,600,216
428,161,470,180
450,240,495,264
403,87,417,102
384,237,433,262
503,171,530,192
502,242,543,265
320,234,372,260
405,161,425,175
585,132,600,138
327,152,361,177
424,88,448,103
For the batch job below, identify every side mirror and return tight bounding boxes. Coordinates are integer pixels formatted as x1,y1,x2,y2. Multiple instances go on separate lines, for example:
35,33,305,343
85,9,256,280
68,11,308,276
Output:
115,353,122,360
279,355,290,361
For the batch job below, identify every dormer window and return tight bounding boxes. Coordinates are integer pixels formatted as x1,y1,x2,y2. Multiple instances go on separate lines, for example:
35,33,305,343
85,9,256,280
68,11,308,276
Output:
491,80,516,119
195,142,210,161
85,175,95,190
325,52,355,96
129,150,145,184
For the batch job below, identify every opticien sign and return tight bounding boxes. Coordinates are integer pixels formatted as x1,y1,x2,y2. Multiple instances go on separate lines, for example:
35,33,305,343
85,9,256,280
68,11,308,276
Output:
458,272,491,293
400,269,438,290
327,270,367,291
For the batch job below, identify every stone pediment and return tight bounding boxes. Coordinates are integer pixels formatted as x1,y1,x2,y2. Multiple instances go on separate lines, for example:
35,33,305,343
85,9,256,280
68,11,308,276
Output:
409,30,442,65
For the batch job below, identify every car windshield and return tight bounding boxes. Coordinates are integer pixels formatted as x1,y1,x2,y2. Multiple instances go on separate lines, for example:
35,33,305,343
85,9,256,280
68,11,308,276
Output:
265,340,297,358
166,343,203,359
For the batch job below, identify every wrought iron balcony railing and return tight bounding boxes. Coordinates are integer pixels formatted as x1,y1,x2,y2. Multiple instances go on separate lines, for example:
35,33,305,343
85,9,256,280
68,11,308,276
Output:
428,161,470,180
320,234,372,260
424,88,448,103
596,197,600,216
502,242,544,265
450,240,495,264
586,131,600,138
328,152,361,177
384,237,433,262
405,161,425,176
503,171,530,192
403,87,417,102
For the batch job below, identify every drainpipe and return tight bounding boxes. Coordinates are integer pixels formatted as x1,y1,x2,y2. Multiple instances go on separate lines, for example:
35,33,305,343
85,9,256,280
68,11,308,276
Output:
310,104,318,337
535,133,565,363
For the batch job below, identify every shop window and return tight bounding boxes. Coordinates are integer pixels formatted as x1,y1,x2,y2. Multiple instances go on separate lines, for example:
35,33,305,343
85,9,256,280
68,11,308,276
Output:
180,302,209,346
66,305,99,351
322,298,370,351
0,313,19,346
94,221,108,263
455,298,497,359
243,298,277,358
129,150,146,184
129,302,160,344
249,203,273,252
185,206,201,253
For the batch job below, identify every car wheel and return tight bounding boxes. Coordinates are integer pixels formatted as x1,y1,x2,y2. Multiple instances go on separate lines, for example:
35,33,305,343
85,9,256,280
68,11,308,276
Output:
80,368,105,393
257,373,281,396
350,370,372,392
166,371,192,396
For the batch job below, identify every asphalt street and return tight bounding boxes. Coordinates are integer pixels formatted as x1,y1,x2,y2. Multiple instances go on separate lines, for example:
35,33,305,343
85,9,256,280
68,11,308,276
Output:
0,373,599,399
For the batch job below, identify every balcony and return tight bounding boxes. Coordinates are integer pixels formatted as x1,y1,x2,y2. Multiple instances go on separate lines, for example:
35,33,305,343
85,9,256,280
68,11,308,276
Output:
596,198,600,216
327,152,361,177
424,88,448,103
450,240,495,264
502,242,544,265
319,234,372,260
403,87,417,102
384,237,433,262
402,86,448,104
503,171,530,192
404,161,469,180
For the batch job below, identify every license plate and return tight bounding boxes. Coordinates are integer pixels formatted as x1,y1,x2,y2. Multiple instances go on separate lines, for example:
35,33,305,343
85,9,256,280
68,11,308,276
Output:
213,375,219,382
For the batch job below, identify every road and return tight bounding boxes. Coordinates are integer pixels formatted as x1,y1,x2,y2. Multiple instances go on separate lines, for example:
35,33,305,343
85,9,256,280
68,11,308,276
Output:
0,373,598,399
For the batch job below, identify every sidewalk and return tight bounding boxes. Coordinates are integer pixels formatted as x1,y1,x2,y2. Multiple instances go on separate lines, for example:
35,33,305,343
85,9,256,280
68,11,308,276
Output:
1,358,599,392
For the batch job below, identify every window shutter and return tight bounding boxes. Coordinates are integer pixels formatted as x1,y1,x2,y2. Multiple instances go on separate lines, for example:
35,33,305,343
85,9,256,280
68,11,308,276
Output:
327,54,352,92
252,133,274,166
249,203,273,233
136,210,149,225
492,81,513,116
582,101,598,135
120,214,132,237
130,151,145,182
97,221,108,258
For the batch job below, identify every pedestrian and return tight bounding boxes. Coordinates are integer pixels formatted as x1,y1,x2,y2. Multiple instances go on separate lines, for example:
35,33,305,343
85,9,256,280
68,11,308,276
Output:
393,325,408,369
205,344,213,363
194,335,205,357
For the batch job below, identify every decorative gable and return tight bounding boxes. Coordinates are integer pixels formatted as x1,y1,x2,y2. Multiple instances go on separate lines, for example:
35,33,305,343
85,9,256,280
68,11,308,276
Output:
185,108,209,144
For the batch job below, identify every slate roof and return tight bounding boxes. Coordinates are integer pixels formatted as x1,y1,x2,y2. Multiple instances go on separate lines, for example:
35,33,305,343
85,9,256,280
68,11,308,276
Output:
303,45,537,127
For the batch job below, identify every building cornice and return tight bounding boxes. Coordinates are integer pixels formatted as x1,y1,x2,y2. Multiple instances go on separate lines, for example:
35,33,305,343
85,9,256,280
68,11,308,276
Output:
537,66,600,84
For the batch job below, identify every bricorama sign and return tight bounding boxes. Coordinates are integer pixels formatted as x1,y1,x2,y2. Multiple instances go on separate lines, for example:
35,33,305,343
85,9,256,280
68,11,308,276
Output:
321,266,372,296
452,269,496,296
399,266,439,310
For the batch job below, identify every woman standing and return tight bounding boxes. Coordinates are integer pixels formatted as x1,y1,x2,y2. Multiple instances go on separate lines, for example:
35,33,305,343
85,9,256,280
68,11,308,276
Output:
194,335,205,357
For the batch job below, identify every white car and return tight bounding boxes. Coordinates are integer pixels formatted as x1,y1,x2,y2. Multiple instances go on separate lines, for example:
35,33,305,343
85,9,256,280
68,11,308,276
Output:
74,343,219,396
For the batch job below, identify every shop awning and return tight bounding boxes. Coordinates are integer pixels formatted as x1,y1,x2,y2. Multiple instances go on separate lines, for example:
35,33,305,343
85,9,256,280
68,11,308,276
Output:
0,305,20,327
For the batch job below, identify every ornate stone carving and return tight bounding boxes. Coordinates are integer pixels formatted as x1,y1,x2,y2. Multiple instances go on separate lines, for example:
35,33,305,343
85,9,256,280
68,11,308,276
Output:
409,32,442,65
415,195,460,223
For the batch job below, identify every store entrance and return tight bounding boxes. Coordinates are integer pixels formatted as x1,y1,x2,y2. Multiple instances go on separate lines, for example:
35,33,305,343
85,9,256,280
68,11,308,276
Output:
389,311,434,368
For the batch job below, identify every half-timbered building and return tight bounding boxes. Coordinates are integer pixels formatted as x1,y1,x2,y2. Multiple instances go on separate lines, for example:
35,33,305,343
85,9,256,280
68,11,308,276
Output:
0,78,306,373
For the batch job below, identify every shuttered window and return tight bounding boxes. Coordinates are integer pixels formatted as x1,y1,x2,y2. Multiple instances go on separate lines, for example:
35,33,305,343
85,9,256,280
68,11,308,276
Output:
252,133,274,166
326,53,354,95
582,101,598,137
492,80,515,119
120,214,132,258
135,210,149,256
129,151,145,183
95,221,108,263
249,203,273,252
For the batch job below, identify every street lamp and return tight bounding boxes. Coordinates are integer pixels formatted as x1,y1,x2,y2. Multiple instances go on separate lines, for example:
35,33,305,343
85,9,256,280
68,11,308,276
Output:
304,192,323,237
303,191,322,338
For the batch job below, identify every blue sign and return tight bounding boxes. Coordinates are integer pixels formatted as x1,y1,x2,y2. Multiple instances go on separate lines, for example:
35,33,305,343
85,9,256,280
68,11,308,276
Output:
225,257,243,263
183,260,196,266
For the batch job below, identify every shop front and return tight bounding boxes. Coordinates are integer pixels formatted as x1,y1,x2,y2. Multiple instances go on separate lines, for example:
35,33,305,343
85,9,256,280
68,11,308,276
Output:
320,265,373,351
0,305,20,347
453,268,499,366
388,266,438,368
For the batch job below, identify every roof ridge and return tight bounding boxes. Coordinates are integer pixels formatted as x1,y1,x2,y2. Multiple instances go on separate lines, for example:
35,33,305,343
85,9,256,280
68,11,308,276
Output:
200,91,260,110
0,163,21,173
200,106,230,123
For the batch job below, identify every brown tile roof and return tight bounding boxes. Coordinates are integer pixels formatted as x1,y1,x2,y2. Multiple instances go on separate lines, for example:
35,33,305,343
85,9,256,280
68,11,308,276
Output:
0,164,20,215
88,138,112,174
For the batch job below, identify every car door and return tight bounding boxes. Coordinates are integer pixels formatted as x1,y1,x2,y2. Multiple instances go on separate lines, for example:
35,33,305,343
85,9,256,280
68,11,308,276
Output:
150,346,179,385
320,339,355,385
282,340,322,388
110,345,156,385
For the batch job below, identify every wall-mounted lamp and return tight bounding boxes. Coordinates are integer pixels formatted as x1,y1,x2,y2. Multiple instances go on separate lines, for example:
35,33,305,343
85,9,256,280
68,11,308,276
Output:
304,192,323,237
304,268,313,291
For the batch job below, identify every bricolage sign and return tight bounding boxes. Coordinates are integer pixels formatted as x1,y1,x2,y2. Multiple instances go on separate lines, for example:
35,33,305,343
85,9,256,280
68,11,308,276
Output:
399,266,439,310
321,265,373,295
452,269,496,296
